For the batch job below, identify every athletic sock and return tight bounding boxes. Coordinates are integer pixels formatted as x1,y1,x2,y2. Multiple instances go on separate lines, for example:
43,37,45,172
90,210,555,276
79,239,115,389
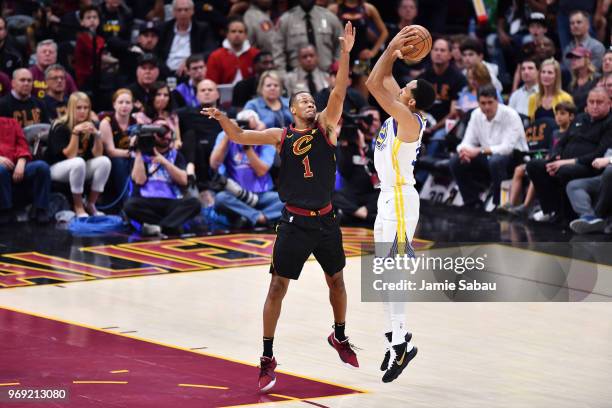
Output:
384,331,392,343
334,322,347,341
263,337,274,358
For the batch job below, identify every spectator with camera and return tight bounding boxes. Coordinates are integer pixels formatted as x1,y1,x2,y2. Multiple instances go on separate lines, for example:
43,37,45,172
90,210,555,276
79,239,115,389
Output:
209,109,283,228
0,117,51,224
123,118,201,236
450,84,529,209
42,64,69,121
333,106,380,223
0,68,49,128
46,92,111,217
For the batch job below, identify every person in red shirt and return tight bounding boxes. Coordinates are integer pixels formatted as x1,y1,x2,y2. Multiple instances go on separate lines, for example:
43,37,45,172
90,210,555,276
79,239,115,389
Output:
74,5,108,89
205,17,260,85
0,117,51,224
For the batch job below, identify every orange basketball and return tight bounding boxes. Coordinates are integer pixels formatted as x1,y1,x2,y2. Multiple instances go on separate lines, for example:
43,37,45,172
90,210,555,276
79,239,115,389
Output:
401,25,432,61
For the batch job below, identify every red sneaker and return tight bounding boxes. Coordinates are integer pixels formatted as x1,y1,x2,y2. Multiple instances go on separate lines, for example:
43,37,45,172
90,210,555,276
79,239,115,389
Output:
258,356,277,392
327,333,359,368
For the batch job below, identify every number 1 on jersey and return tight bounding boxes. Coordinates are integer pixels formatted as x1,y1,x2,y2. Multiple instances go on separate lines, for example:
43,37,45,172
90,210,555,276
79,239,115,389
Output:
302,155,314,178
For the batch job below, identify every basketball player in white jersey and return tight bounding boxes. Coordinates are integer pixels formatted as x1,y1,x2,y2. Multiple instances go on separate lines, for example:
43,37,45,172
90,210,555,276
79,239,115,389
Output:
365,26,436,383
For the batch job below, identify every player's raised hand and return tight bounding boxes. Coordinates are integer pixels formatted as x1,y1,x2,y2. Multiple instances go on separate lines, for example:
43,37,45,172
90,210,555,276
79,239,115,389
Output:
200,107,224,121
339,21,356,54
388,26,418,58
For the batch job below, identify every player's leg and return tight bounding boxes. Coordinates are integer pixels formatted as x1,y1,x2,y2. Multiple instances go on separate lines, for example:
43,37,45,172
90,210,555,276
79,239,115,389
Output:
325,270,347,338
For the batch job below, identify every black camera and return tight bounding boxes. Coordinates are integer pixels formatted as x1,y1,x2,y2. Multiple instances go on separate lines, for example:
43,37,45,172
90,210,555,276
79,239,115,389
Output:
129,125,168,156
212,173,259,207
339,113,374,143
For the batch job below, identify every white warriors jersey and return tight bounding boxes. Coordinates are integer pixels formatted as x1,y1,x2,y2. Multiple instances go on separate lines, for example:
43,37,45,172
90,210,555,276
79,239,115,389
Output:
373,113,426,191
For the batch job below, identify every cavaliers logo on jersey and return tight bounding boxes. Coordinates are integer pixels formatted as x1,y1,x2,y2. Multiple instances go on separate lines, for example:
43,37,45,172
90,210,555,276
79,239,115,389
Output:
293,135,313,155
375,121,389,151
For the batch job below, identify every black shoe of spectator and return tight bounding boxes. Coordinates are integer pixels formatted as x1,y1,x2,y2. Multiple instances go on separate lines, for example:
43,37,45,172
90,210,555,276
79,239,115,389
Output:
233,216,250,230
0,209,15,224
35,209,50,224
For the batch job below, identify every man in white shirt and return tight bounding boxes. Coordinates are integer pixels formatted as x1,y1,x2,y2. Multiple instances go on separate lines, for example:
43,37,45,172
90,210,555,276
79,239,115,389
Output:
508,58,539,117
450,84,528,208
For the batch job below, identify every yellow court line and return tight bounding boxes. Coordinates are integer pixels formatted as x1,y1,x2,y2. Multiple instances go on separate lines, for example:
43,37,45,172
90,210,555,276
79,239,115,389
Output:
0,306,369,395
0,383,20,386
73,381,128,384
178,384,229,390
221,392,365,408
269,393,299,400
109,370,129,374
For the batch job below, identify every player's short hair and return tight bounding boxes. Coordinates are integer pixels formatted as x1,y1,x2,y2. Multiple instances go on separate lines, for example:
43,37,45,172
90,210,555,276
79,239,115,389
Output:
555,101,577,115
460,37,483,55
289,90,312,107
477,84,497,100
412,79,436,111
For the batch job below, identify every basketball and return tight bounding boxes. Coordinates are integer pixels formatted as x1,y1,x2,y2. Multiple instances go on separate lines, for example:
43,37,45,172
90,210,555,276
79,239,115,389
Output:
401,25,432,61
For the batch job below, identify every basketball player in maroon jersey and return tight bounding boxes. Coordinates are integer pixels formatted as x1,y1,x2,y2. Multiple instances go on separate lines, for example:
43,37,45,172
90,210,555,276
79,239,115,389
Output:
202,22,357,393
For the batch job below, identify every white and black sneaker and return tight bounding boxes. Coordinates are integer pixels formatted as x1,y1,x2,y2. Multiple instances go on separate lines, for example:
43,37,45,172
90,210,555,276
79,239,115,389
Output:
382,342,418,383
380,331,412,371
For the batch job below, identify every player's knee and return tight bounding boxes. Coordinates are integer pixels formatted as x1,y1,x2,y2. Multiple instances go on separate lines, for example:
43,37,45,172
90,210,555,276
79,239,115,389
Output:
268,279,288,300
329,273,346,293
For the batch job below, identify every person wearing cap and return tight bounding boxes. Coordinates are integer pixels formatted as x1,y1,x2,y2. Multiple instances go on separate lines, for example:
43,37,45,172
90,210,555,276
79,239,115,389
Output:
205,17,260,85
157,0,217,77
567,46,602,112
314,60,366,115
128,53,161,112
99,0,134,58
510,13,548,92
562,10,606,71
120,21,162,84
209,109,283,228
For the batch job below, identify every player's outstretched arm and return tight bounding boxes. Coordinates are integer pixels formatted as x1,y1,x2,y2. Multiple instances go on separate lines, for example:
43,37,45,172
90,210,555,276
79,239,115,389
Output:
201,107,282,146
366,27,417,119
318,22,355,144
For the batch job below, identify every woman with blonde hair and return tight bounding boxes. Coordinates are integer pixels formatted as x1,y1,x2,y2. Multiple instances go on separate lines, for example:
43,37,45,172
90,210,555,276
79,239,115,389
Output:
567,48,601,112
527,58,573,121
45,92,111,217
244,70,293,128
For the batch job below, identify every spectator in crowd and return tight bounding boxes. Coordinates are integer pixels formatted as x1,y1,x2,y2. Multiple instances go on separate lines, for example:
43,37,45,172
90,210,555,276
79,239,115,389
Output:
549,0,599,52
567,152,612,234
29,40,78,100
0,16,22,76
0,68,49,128
243,0,279,55
284,45,329,96
135,81,182,148
526,12,549,44
450,34,468,71
386,0,417,39
99,88,136,204
210,109,283,227
121,21,161,84
244,70,293,129
46,92,111,217
601,50,612,79
567,47,602,112
232,51,275,109
73,5,107,89
98,0,133,58
157,0,217,77
124,118,201,236
333,105,380,223
562,10,606,71
504,101,576,217
315,61,366,115
177,79,222,190
450,84,529,209
604,73,612,99
460,37,503,92
455,62,501,116
0,117,51,224
418,38,467,146
511,13,550,92
0,71,10,96
274,0,343,72
527,58,574,121
509,58,540,117
533,35,557,64
328,0,388,64
527,87,611,222
43,64,69,121
128,53,160,112
173,54,206,108
205,17,260,85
